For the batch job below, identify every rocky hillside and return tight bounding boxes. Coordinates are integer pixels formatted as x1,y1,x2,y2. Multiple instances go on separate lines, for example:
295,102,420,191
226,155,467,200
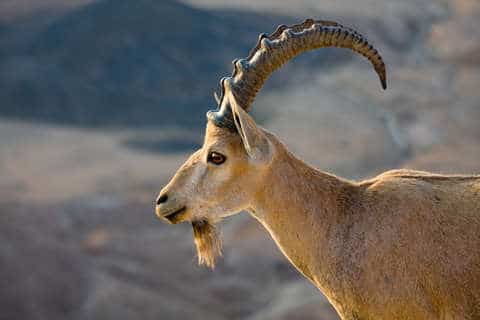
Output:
0,0,284,128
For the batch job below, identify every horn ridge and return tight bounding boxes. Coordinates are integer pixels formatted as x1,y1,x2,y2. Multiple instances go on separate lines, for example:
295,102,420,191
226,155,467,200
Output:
208,19,387,129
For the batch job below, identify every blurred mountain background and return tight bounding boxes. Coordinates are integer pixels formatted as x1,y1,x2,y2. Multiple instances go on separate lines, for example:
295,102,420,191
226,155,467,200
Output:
1,0,479,319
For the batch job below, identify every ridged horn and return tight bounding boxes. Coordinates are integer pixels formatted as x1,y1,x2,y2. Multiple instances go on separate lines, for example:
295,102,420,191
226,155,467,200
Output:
207,19,387,130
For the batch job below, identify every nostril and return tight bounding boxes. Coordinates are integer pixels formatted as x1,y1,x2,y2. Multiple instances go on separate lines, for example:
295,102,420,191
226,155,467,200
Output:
156,194,168,205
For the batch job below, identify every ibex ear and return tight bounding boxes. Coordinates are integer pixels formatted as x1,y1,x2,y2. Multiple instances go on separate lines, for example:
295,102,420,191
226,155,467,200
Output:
229,96,272,163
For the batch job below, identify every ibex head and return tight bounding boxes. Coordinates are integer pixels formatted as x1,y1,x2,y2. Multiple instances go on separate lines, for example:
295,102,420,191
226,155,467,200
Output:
155,19,386,268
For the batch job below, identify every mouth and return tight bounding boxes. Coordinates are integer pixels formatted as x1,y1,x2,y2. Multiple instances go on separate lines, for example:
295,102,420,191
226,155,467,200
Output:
162,206,186,224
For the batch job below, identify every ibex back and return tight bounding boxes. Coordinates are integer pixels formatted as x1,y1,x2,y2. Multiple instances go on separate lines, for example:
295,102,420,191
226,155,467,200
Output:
155,19,480,320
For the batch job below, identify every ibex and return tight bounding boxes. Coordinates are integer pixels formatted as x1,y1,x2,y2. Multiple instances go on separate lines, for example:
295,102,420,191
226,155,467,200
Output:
155,19,480,319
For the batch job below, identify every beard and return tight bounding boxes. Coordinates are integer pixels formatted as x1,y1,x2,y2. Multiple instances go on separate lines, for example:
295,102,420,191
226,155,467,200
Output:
191,219,222,269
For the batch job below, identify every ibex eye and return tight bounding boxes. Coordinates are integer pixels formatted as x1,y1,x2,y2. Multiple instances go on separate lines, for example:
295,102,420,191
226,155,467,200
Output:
207,152,226,165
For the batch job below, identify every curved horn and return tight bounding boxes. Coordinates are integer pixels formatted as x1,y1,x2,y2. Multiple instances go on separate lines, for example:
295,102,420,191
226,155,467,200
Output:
207,19,387,130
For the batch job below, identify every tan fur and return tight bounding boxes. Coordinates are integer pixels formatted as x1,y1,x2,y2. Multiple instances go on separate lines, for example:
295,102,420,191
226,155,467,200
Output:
157,121,480,320
191,219,222,268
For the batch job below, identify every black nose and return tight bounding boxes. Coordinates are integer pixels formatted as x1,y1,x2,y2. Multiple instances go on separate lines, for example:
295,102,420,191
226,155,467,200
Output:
156,194,168,205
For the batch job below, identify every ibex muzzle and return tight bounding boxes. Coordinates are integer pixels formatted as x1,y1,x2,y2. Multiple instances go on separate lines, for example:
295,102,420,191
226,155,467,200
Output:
155,19,480,320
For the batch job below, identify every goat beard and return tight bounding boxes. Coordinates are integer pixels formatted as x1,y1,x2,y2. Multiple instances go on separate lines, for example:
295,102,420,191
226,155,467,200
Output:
191,219,222,269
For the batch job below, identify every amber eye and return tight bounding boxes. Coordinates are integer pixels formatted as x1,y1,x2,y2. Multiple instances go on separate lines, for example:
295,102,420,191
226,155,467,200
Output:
207,152,226,165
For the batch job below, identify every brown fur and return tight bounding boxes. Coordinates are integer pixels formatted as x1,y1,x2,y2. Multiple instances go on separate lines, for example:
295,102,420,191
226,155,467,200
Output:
157,119,480,319
191,219,222,269
253,136,480,319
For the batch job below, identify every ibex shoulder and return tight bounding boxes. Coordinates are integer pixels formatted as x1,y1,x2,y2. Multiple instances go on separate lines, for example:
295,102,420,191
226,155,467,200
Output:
360,169,480,188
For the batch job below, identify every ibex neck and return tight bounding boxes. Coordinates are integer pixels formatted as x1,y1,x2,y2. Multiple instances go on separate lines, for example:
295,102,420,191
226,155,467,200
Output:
249,145,359,303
